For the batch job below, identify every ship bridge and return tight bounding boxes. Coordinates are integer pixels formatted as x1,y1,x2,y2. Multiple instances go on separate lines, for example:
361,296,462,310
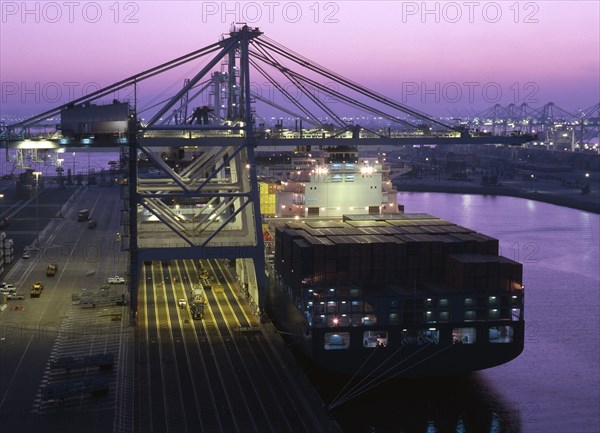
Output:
0,25,535,321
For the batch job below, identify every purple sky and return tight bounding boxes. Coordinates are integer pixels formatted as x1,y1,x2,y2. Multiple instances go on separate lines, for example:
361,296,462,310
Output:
1,1,598,118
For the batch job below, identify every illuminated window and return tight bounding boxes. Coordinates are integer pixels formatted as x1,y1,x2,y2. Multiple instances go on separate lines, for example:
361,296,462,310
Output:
489,326,514,343
362,314,377,325
324,332,350,350
363,331,388,348
425,311,435,323
452,327,476,344
401,329,439,345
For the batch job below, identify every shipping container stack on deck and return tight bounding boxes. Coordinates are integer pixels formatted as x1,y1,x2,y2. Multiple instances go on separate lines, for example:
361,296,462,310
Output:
274,213,522,298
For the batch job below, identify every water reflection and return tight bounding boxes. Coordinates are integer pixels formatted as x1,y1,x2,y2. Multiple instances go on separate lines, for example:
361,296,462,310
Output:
308,370,521,433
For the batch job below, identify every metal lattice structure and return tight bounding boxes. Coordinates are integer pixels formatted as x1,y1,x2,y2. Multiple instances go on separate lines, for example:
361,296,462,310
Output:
0,25,538,321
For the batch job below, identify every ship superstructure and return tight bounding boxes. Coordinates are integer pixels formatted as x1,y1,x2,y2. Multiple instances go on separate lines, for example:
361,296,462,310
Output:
275,146,399,218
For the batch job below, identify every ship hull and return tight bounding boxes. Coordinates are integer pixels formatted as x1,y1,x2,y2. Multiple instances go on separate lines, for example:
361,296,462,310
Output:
267,279,524,378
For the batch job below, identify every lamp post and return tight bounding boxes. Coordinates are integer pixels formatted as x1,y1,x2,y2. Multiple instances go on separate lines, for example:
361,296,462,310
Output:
33,171,42,249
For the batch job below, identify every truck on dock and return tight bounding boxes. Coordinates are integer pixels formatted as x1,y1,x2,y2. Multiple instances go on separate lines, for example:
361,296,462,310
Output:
187,286,205,319
77,209,90,221
107,276,125,284
46,263,58,276
190,301,204,319
188,286,205,304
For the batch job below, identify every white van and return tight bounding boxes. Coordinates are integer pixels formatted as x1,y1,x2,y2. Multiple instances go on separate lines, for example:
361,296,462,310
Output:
0,283,16,294
107,276,126,284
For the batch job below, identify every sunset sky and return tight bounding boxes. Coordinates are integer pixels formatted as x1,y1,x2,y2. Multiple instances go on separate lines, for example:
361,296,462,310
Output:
1,1,598,117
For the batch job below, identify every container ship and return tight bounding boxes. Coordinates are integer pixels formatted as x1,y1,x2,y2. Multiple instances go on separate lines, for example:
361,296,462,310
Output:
264,146,524,378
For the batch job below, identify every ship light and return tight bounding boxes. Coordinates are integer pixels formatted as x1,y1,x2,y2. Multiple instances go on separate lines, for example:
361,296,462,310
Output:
429,328,437,331
360,166,374,175
332,318,339,325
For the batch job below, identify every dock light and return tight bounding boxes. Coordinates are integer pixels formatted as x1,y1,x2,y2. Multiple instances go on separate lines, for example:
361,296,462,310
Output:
332,318,339,325
585,173,590,178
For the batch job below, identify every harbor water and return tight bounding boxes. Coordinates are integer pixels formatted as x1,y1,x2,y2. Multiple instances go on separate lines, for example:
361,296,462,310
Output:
321,192,599,433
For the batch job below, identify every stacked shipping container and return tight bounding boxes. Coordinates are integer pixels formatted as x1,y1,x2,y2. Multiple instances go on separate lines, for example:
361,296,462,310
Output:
274,213,521,292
